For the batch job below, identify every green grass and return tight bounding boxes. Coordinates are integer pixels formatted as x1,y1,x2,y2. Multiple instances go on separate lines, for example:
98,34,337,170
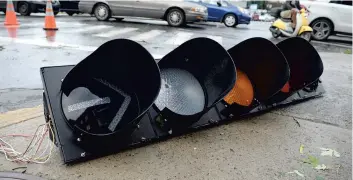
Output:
343,49,352,54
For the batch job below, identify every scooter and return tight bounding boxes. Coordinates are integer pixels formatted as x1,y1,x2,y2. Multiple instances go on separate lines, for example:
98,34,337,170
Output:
269,8,312,41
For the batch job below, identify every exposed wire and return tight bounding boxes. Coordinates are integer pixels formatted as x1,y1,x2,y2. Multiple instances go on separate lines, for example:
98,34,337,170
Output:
0,121,55,164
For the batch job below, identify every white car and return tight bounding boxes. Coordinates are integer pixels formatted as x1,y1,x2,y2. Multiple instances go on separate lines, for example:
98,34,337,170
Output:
301,0,352,40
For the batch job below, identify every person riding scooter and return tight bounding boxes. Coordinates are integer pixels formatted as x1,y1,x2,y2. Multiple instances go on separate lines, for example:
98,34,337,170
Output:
269,0,313,41
280,0,301,29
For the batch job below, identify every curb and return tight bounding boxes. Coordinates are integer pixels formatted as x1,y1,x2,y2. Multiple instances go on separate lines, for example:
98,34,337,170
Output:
311,40,352,49
0,105,43,129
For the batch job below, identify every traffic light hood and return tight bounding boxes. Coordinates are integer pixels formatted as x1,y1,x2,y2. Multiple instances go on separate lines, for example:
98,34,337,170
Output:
60,39,161,136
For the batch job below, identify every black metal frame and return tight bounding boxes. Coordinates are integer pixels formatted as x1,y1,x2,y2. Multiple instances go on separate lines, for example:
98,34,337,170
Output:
41,64,325,164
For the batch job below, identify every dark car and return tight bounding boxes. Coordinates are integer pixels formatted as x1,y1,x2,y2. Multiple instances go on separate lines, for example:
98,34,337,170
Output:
0,0,60,16
59,0,81,16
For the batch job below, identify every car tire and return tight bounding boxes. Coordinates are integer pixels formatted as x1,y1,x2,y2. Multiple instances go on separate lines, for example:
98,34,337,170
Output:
223,14,237,27
94,3,111,21
17,1,31,16
54,11,59,16
166,8,185,27
311,19,332,41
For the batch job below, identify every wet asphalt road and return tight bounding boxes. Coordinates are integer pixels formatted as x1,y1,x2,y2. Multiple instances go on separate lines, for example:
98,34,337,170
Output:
0,13,351,127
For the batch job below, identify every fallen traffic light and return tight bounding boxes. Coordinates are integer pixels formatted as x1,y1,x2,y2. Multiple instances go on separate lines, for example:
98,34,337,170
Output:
41,37,325,164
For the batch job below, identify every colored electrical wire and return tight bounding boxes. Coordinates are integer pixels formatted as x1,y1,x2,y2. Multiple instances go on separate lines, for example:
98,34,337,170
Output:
0,121,55,164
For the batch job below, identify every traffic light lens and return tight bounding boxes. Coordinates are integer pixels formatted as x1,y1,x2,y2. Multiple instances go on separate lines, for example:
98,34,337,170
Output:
281,81,290,93
224,69,254,106
154,68,206,115
61,79,140,135
276,37,323,91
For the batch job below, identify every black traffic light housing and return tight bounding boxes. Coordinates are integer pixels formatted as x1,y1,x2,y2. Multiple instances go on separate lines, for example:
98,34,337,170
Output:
41,37,325,164
220,37,290,117
152,38,236,132
266,37,324,104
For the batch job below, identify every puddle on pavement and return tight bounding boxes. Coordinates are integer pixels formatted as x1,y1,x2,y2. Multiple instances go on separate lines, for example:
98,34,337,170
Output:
45,30,57,42
5,25,18,38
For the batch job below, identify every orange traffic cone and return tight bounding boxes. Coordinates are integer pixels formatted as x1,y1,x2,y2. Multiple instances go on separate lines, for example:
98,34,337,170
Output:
43,0,58,30
4,0,19,26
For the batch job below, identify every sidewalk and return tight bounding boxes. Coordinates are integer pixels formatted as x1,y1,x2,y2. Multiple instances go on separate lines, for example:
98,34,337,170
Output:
0,112,351,180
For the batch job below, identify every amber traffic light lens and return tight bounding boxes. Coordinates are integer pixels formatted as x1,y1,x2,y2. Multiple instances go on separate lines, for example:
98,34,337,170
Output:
281,81,290,93
224,69,254,106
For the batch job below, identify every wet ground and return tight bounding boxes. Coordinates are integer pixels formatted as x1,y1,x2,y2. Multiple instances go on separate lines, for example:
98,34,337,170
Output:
0,13,351,115
0,14,351,118
0,14,351,114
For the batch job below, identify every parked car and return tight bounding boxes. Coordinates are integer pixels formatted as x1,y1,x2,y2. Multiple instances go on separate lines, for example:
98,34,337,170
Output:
187,0,251,27
78,1,208,27
300,0,352,40
0,0,60,16
59,0,81,16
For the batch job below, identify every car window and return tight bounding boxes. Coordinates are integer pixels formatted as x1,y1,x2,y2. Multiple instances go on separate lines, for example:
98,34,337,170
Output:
329,0,341,4
341,0,352,6
220,1,228,7
201,0,228,6
201,0,218,6
329,0,352,6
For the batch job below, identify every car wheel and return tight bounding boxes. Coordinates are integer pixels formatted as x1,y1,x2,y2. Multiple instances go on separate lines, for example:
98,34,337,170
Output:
299,31,311,42
223,14,237,27
17,1,31,16
94,3,111,21
311,19,332,41
54,11,59,16
166,9,185,27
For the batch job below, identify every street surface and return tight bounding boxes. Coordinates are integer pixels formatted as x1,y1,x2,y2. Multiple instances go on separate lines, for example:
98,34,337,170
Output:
0,13,352,180
0,13,351,113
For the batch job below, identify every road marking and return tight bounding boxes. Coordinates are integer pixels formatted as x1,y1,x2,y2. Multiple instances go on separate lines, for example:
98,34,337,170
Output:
129,30,166,42
0,36,97,51
20,22,86,28
94,27,138,38
0,105,43,128
0,36,164,59
207,35,223,45
165,32,193,46
66,25,112,33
